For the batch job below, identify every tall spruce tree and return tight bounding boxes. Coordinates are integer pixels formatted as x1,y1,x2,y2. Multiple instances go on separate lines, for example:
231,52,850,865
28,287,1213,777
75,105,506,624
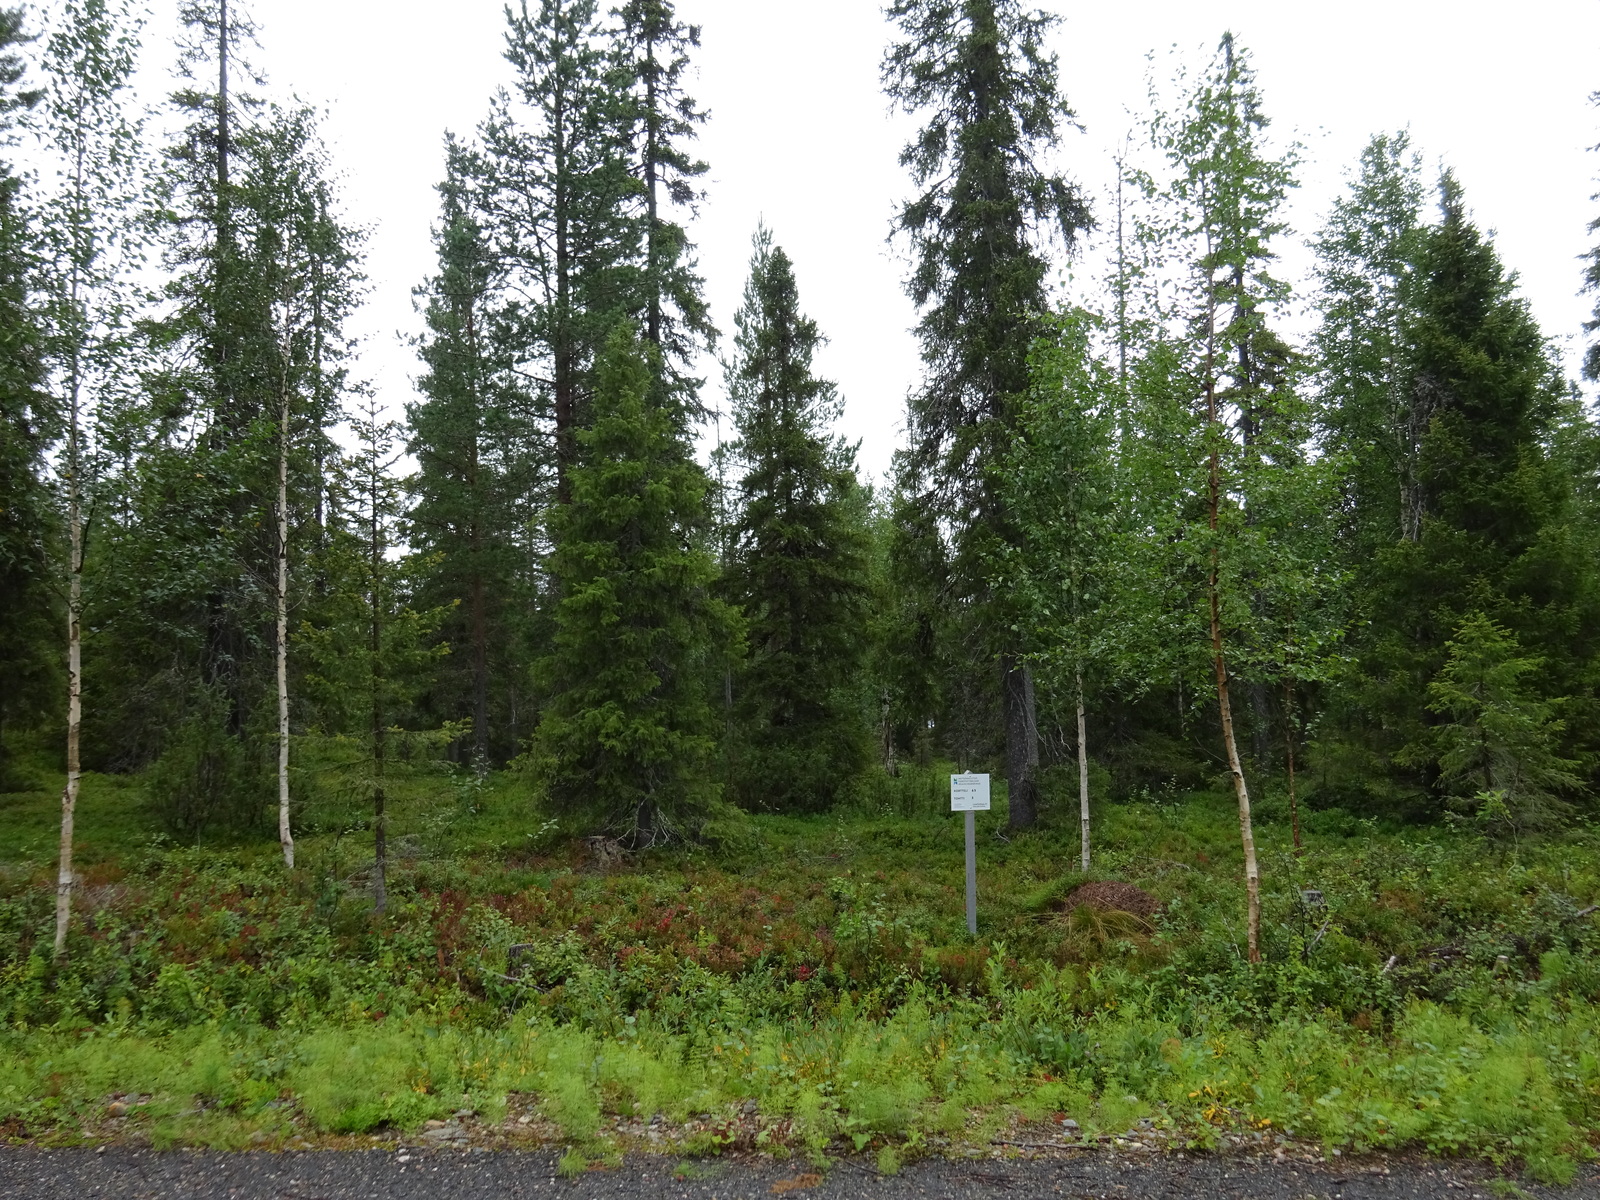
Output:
408,141,540,765
883,0,1091,830
532,324,735,843
0,5,49,783
106,9,360,838
1311,133,1431,808
480,0,633,503
1583,90,1600,386
613,0,711,400
123,0,275,823
1314,133,1426,553
1371,176,1600,797
722,228,872,812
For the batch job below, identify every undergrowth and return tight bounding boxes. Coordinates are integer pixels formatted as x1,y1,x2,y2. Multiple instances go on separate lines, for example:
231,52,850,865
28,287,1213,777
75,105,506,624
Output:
0,757,1597,1181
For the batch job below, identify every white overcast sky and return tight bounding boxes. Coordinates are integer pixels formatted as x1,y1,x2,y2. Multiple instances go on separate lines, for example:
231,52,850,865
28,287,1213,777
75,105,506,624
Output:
103,0,1600,486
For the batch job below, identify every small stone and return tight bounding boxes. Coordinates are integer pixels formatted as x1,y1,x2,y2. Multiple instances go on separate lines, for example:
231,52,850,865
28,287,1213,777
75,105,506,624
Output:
453,1109,475,1120
517,1115,532,1125
1058,1118,1079,1132
106,1101,128,1118
742,1099,758,1115
424,1119,447,1130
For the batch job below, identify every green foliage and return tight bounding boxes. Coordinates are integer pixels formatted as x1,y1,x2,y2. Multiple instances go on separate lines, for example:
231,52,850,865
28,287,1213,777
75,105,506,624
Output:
1420,613,1582,834
533,326,737,842
1327,171,1600,806
145,681,268,839
883,0,1097,828
722,228,874,812
613,0,712,388
0,6,52,776
406,144,540,764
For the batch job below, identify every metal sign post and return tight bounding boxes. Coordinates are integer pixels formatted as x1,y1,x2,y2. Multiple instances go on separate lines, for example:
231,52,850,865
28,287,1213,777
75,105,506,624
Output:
950,773,991,935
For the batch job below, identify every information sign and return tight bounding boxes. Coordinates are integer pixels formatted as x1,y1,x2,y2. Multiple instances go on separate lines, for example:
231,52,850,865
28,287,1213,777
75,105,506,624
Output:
949,773,991,811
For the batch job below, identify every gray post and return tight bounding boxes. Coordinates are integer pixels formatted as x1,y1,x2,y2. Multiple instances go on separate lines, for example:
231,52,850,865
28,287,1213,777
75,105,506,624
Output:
965,809,977,935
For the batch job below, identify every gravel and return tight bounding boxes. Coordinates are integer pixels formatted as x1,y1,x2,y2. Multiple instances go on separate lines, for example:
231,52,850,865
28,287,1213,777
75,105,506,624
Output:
2,1147,1598,1200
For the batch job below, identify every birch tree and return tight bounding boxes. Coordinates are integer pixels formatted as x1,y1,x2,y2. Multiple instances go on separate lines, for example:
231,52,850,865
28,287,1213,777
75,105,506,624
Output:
242,106,361,868
36,0,145,956
1135,33,1318,962
1000,311,1117,870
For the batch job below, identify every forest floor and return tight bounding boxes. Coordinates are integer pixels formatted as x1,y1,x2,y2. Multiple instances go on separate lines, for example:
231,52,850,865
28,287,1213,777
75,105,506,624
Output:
1,755,1599,1186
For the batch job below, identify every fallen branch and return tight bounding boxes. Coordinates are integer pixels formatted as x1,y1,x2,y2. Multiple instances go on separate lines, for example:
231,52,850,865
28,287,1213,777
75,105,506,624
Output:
991,1138,1075,1150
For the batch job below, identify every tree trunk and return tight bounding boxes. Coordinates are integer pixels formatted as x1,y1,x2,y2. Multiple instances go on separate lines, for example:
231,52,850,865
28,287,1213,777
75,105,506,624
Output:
370,478,387,915
470,571,487,763
1076,667,1090,872
55,419,83,959
643,33,660,348
1211,576,1260,962
276,386,294,868
1002,654,1039,830
1249,680,1273,770
881,687,898,778
552,76,575,505
1285,677,1301,854
1207,245,1261,964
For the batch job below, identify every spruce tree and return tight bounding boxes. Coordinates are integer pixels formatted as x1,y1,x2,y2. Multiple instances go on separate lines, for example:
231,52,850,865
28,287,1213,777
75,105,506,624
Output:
1370,176,1600,790
1583,90,1600,385
108,10,360,836
124,0,276,823
0,5,50,782
722,228,872,812
1313,133,1426,553
301,401,443,912
480,0,634,502
613,0,712,405
1418,612,1581,835
882,0,1091,830
407,141,540,765
533,324,734,843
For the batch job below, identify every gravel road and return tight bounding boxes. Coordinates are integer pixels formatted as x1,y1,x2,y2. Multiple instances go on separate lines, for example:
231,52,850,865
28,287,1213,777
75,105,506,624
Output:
2,1148,1598,1200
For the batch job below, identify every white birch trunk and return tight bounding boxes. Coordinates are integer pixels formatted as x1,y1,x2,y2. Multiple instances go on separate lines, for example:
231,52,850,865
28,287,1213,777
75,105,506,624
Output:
1211,599,1261,962
55,397,82,958
1202,223,1261,965
1076,667,1090,872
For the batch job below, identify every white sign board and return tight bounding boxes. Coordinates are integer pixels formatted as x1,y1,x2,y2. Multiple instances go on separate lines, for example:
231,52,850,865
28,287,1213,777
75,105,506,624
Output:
950,773,991,812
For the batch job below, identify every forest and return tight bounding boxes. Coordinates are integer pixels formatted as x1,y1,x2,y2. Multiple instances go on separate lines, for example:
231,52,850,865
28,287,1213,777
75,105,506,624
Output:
3,0,1600,1182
